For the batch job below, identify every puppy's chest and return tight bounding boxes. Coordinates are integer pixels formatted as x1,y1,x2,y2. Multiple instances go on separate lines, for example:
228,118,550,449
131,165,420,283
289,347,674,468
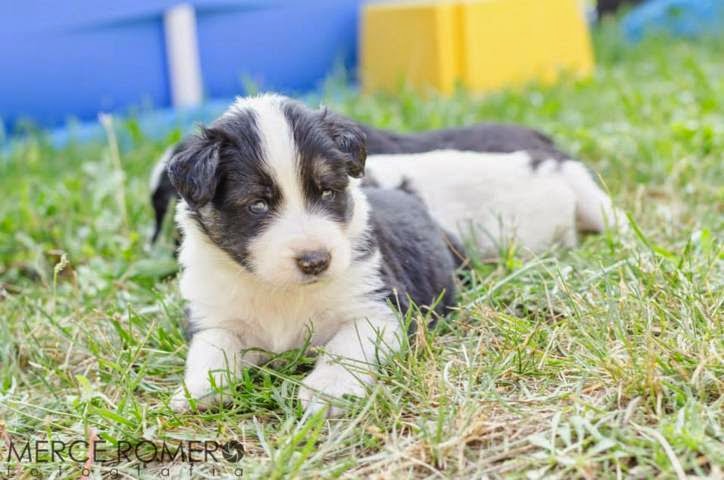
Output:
211,288,353,353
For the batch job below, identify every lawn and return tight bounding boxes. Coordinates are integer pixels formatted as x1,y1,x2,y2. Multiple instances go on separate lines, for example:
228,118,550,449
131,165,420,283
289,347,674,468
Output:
1,25,722,479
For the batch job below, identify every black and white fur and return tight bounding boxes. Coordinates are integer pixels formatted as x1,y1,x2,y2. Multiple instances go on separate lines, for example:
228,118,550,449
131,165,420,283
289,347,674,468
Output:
167,95,459,415
364,150,623,257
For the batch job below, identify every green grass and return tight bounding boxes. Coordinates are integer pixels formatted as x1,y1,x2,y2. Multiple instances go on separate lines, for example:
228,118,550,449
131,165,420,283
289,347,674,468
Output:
1,26,722,479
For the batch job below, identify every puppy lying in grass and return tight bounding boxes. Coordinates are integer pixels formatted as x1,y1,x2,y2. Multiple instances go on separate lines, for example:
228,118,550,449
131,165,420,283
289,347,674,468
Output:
167,95,461,415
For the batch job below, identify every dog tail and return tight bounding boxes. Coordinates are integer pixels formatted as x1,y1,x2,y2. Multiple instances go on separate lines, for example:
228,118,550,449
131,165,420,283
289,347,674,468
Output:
149,148,177,243
558,160,627,233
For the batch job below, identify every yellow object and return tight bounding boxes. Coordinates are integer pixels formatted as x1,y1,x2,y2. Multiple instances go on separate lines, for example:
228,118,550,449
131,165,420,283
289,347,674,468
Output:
361,0,595,94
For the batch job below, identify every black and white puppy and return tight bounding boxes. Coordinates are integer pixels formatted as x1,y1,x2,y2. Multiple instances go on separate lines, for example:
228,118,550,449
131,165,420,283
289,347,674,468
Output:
167,94,459,415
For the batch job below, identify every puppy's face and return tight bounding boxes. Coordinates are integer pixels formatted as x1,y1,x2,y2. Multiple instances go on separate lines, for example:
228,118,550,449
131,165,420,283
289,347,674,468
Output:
168,95,367,286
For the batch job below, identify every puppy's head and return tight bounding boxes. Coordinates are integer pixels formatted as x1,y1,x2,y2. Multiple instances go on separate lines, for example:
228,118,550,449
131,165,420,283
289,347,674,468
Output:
168,95,368,286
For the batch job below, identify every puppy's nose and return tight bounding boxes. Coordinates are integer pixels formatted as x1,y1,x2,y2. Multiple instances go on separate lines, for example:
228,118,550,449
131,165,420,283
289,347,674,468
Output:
295,250,331,276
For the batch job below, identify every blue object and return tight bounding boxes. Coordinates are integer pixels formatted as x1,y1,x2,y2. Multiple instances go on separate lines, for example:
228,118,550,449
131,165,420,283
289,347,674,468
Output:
0,99,228,155
0,0,363,131
623,0,724,41
1,89,332,153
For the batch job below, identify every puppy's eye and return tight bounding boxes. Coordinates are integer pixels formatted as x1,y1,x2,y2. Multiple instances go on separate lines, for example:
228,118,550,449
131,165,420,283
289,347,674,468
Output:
321,189,336,201
248,200,269,214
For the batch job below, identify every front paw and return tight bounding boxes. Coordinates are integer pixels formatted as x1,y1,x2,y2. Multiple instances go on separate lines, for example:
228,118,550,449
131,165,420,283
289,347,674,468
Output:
170,387,194,412
169,384,232,412
299,364,370,417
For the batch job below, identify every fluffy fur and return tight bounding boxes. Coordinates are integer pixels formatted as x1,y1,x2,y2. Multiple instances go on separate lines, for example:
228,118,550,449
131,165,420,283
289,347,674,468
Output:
365,151,623,258
167,95,459,415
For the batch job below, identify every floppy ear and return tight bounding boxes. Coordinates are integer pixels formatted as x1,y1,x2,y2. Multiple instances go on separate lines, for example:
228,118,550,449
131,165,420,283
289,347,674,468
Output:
321,110,367,178
166,128,222,210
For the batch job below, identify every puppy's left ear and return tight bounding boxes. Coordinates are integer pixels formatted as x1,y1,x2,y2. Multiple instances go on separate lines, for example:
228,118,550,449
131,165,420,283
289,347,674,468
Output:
321,110,367,178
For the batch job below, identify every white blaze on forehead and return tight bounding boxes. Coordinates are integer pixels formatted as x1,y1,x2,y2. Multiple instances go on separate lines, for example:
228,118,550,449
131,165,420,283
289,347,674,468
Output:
227,94,306,214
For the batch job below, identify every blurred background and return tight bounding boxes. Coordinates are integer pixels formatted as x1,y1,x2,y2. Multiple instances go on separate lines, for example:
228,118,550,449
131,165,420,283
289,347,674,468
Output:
2,0,722,146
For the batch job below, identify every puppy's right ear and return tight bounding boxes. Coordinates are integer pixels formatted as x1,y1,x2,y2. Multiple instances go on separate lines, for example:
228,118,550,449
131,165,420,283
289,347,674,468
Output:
320,109,367,178
166,128,221,210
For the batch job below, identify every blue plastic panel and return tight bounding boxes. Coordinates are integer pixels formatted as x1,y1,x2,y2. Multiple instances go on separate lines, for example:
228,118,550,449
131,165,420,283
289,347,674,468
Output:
0,0,364,130
0,1,177,129
196,0,361,97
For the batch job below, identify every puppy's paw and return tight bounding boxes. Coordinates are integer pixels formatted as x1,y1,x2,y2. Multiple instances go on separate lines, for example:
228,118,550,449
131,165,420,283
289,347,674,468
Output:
170,388,194,412
169,385,232,412
299,363,369,417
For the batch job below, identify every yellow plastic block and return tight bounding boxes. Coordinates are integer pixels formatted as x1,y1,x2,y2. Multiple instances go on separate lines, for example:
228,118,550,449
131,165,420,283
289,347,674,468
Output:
361,0,595,94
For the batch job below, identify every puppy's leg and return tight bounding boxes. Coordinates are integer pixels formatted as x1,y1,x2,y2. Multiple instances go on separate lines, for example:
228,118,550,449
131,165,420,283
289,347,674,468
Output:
299,307,401,417
170,328,259,411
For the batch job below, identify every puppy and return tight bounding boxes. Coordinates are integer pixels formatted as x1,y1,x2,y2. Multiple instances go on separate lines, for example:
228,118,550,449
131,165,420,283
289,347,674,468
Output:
167,95,459,415
365,150,623,258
